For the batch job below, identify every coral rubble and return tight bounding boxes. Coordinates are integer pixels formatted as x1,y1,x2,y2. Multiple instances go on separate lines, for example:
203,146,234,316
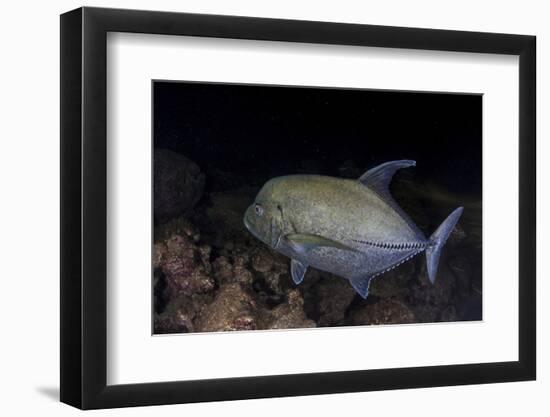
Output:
153,154,482,334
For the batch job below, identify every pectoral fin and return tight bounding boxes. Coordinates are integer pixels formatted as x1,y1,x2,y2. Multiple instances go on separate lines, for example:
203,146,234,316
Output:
350,276,374,299
290,259,308,284
285,233,357,255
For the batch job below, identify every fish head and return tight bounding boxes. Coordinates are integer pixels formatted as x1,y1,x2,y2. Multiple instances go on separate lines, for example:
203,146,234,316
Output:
244,179,284,249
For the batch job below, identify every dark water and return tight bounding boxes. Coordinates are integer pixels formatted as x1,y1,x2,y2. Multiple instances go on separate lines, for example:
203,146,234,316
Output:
153,81,482,334
154,81,481,194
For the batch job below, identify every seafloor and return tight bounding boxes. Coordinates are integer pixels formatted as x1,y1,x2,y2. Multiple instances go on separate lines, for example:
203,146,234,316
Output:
153,149,482,334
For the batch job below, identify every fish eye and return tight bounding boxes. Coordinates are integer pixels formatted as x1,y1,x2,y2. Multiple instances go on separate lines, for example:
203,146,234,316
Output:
254,204,264,216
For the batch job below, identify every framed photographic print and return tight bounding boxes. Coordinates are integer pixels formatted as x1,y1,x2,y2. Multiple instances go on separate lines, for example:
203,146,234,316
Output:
60,6,536,409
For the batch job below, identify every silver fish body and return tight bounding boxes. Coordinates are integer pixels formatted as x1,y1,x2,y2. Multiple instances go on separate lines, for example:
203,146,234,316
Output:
244,160,463,299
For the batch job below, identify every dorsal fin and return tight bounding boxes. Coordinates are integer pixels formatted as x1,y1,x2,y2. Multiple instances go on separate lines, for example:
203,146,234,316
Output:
359,160,416,190
358,160,424,238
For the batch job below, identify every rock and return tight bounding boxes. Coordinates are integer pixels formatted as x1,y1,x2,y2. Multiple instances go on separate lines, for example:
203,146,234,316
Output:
212,255,254,286
267,290,316,329
202,187,257,246
296,267,322,291
411,260,455,307
251,247,290,296
154,296,198,334
407,260,458,322
251,252,273,273
154,216,200,243
195,283,258,332
448,255,472,296
154,149,205,221
212,256,234,284
439,304,458,322
350,299,415,325
368,261,415,299
153,242,166,269
154,229,215,298
233,256,255,286
314,275,356,326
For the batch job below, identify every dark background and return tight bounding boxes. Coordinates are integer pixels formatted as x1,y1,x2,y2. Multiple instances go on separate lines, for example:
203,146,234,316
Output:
153,81,483,329
153,81,482,194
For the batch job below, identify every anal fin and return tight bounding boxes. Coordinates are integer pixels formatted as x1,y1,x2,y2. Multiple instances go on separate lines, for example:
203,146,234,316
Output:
350,276,374,299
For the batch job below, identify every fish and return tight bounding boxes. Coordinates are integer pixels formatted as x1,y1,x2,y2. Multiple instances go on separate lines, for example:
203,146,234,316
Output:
243,160,463,299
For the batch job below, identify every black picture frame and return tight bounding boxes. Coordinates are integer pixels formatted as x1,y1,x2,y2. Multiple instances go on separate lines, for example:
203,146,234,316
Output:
60,6,536,410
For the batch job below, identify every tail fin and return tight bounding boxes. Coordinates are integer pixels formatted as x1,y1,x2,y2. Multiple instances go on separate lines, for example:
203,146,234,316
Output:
425,207,464,284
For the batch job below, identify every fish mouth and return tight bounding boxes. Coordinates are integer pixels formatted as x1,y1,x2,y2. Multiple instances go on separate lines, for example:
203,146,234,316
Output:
243,213,261,241
244,207,281,249
244,211,276,249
